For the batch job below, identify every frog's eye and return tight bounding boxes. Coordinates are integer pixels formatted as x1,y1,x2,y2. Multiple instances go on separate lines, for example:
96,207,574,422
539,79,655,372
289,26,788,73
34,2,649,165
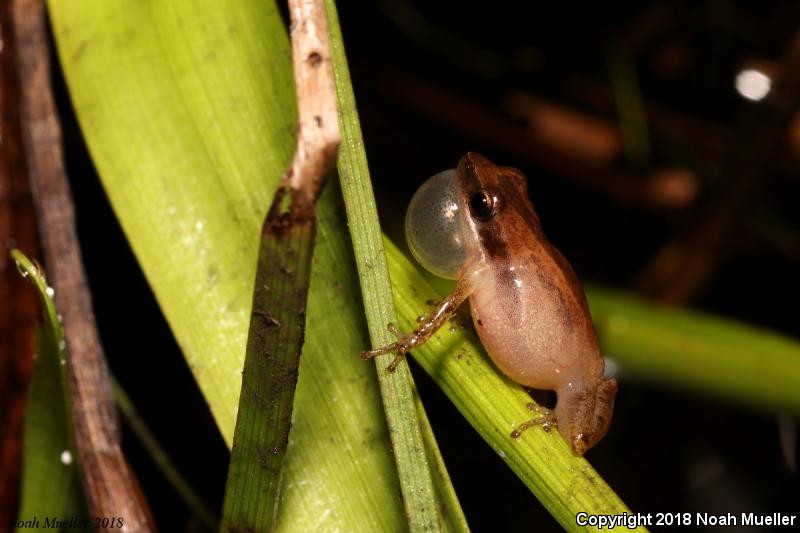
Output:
469,190,496,221
405,169,467,280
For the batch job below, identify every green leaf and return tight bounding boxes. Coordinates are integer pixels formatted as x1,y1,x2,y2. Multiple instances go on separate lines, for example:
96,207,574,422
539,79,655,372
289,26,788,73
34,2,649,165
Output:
12,250,86,530
325,1,461,531
48,1,406,530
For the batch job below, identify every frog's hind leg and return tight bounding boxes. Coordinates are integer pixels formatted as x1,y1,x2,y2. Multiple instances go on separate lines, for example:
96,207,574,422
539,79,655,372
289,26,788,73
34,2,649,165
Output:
510,402,557,438
589,377,617,444
558,377,618,455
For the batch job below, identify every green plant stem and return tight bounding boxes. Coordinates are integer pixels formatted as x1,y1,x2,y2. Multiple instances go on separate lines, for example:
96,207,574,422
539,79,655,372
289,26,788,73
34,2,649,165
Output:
414,391,470,533
325,1,450,531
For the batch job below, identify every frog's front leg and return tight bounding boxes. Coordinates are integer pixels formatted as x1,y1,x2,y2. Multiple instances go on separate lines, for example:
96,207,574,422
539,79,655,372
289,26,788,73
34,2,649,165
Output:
361,269,479,372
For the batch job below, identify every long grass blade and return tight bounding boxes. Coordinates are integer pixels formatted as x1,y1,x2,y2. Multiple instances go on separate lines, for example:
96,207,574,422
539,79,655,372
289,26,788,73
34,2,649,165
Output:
325,1,456,530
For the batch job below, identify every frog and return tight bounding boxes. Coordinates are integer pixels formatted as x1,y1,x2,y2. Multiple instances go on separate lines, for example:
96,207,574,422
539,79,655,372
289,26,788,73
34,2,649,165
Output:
362,152,617,455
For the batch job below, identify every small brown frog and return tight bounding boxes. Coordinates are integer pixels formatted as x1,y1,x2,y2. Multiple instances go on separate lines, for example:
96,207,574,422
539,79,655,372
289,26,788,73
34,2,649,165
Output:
363,153,617,455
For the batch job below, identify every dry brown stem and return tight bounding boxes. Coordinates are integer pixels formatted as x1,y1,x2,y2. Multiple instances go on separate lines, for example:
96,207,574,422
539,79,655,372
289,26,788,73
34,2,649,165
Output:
11,0,155,530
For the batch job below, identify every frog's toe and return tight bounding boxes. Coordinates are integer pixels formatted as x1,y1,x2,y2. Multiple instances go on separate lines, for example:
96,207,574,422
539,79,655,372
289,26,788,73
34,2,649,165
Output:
387,322,403,337
360,343,395,359
386,350,407,373
511,404,557,438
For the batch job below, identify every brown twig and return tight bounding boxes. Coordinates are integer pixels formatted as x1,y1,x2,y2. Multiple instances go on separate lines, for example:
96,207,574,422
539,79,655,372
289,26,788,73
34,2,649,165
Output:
10,0,155,530
0,1,38,524
284,0,341,213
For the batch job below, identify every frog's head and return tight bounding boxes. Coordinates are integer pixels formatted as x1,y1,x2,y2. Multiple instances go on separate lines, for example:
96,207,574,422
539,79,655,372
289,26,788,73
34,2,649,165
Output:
405,152,540,279
455,152,542,263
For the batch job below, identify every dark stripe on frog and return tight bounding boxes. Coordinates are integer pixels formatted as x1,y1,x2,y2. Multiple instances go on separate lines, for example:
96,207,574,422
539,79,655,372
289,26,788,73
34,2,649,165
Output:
533,242,597,342
462,155,524,323
535,266,574,332
502,181,595,337
487,179,593,340
477,224,522,325
477,224,507,260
